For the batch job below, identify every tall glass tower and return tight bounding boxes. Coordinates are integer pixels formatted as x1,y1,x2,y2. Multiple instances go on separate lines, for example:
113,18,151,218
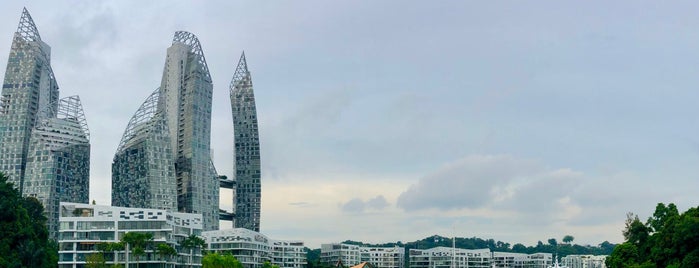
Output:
230,52,261,232
0,8,59,192
112,88,177,211
160,31,219,231
24,96,90,239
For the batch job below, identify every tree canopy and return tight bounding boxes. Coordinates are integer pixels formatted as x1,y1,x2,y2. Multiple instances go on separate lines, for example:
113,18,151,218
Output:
607,203,699,268
0,172,57,267
202,253,243,268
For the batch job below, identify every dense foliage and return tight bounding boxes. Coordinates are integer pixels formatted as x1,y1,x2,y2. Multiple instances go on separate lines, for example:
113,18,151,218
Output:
607,203,699,268
0,172,58,267
203,253,244,268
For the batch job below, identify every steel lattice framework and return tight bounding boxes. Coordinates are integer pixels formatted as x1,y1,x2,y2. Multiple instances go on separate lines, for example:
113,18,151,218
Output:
230,52,262,232
116,88,161,153
172,31,211,81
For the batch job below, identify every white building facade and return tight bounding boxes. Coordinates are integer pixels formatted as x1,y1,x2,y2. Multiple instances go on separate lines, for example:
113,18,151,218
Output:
203,228,307,268
491,252,552,268
320,243,361,267
409,247,491,268
57,202,203,268
360,246,405,268
561,255,607,268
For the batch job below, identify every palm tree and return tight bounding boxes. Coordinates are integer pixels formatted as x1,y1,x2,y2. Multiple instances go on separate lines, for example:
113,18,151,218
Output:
181,234,207,266
156,243,177,268
122,232,154,268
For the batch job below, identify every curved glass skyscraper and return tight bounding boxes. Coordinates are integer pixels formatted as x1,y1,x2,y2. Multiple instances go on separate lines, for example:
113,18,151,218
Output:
112,88,177,211
113,31,219,231
24,95,90,239
230,52,261,232
0,8,59,192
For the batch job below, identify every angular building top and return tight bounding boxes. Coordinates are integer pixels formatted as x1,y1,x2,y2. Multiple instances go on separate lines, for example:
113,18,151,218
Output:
172,31,211,81
230,52,262,232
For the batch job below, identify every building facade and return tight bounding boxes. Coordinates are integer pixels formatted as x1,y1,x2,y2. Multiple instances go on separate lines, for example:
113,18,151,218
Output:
271,240,307,268
160,31,219,231
203,228,306,268
23,96,90,239
360,246,405,268
112,88,177,211
491,252,552,268
561,255,607,268
409,247,491,268
57,202,203,268
230,52,262,231
320,243,361,267
0,8,59,192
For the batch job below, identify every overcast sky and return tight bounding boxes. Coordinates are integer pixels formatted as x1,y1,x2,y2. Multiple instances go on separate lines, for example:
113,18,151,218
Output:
2,1,699,248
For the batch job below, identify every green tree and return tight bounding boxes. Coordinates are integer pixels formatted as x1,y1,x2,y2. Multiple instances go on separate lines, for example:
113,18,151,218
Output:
182,234,207,265
562,235,574,244
0,172,57,268
122,232,154,268
86,252,107,268
202,252,243,268
263,261,281,268
156,243,177,268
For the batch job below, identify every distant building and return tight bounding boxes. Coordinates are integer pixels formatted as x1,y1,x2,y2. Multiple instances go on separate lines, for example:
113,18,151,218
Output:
409,247,491,268
203,228,307,268
230,52,262,231
271,240,308,268
561,255,607,268
491,252,552,268
360,246,405,268
57,202,203,268
321,243,361,267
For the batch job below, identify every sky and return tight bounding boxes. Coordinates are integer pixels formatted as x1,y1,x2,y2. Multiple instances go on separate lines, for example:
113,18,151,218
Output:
2,1,699,248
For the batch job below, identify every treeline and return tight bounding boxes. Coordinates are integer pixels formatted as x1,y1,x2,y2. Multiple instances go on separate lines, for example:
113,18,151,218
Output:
306,234,615,268
0,173,58,267
606,203,699,268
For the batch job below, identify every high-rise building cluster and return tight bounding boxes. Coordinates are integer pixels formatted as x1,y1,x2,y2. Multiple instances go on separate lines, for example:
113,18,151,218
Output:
0,7,264,244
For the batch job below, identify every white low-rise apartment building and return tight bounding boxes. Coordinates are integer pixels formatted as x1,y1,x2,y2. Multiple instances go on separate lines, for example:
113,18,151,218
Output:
360,246,405,268
271,240,307,268
491,252,552,268
409,247,491,268
561,255,607,268
57,202,203,268
203,228,307,268
321,243,362,267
